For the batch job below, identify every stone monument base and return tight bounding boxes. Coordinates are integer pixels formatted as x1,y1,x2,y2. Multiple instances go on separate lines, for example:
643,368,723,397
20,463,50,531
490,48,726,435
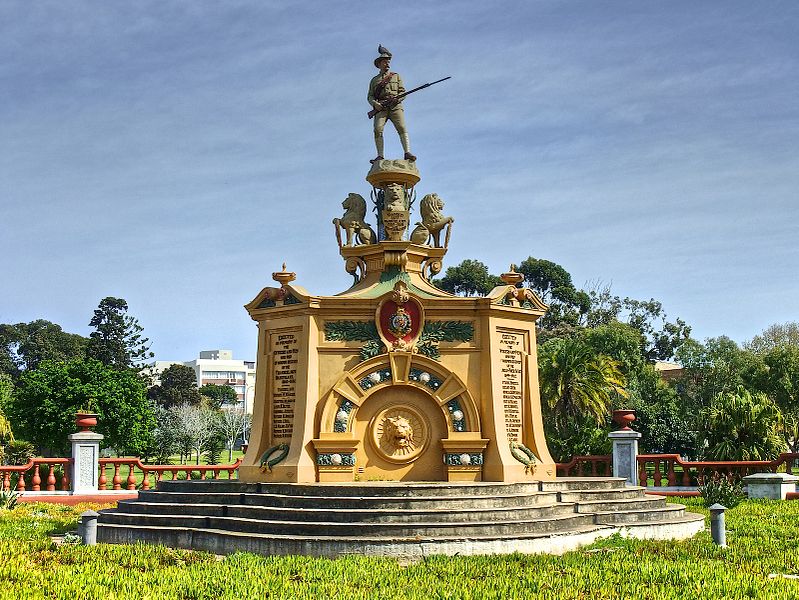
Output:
97,478,704,558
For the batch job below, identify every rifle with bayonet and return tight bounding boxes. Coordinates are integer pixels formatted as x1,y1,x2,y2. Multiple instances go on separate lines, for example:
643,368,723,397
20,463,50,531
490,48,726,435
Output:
368,76,451,119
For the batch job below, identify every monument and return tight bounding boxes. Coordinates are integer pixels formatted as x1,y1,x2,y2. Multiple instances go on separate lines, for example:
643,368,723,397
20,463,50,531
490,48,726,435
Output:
97,48,703,556
236,46,552,484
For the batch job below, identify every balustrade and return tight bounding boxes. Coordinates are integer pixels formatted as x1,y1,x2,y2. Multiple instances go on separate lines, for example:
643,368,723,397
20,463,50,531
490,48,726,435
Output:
637,453,799,487
98,458,242,491
556,455,612,477
0,459,72,492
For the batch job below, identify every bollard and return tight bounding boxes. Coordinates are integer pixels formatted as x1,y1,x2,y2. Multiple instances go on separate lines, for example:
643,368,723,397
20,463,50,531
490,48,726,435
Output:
79,510,99,545
709,503,727,547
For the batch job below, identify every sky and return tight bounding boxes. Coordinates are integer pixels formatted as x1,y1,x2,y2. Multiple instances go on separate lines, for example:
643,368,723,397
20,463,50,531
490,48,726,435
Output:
1,1,797,362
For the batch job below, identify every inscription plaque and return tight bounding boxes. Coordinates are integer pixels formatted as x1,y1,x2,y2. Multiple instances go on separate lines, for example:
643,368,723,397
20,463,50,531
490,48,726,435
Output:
271,330,300,441
499,330,525,442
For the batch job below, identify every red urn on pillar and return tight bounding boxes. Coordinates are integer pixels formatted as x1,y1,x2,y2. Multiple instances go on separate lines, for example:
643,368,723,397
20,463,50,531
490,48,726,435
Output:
75,412,99,433
612,409,636,431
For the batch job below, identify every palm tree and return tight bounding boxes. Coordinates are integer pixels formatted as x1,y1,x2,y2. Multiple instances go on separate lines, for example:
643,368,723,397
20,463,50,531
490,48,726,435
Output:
538,337,628,429
700,386,784,461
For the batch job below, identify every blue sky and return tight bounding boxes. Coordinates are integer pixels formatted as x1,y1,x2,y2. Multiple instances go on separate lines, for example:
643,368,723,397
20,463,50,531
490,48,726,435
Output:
1,1,797,362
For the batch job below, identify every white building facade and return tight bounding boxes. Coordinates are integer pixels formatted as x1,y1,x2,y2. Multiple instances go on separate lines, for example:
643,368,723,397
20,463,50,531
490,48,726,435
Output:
154,350,256,413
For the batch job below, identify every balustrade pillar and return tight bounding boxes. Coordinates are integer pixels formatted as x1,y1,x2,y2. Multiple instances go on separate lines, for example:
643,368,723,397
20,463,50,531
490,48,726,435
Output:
69,429,104,494
608,428,641,487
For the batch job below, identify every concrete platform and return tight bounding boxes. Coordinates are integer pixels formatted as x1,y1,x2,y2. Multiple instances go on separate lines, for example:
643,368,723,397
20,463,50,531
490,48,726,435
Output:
97,478,704,558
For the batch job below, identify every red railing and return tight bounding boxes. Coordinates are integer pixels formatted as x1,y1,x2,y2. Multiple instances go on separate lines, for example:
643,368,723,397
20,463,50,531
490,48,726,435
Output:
98,458,243,491
556,455,612,477
0,459,72,492
638,453,799,488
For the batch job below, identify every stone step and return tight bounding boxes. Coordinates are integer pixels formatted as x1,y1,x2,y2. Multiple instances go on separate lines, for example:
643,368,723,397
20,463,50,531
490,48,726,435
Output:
153,480,553,497
136,490,562,511
116,500,578,524
100,511,597,538
558,487,646,502
592,504,686,524
539,477,629,492
96,522,613,557
574,496,666,513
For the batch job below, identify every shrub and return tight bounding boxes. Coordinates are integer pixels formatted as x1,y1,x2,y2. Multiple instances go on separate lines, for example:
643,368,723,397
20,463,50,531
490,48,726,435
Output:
4,440,36,465
699,472,745,508
0,490,20,511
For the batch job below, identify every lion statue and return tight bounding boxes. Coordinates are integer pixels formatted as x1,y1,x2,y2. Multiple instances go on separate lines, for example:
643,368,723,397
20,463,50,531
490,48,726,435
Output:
384,416,414,449
416,193,453,247
333,193,376,247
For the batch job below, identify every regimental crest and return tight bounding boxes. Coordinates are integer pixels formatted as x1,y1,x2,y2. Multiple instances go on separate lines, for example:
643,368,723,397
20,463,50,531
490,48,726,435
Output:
376,281,424,351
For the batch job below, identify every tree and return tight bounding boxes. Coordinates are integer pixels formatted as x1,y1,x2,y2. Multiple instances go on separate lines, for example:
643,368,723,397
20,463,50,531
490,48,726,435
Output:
538,337,628,461
699,387,784,461
87,297,153,370
218,408,251,462
750,345,799,452
585,286,690,362
746,322,799,354
9,359,154,456
436,259,503,296
172,403,222,465
149,364,201,408
0,320,87,379
518,257,591,337
0,375,14,459
199,384,239,410
539,337,628,426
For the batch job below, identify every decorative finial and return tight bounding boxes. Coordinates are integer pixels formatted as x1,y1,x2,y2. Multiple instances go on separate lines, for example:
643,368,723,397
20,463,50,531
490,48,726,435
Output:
272,263,296,287
500,264,524,287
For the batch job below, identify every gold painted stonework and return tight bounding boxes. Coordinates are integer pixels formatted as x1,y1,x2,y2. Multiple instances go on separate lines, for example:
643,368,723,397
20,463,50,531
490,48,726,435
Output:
239,114,557,485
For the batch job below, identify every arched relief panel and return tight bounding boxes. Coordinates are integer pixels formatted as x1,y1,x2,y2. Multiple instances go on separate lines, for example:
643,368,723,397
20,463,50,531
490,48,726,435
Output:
318,353,481,436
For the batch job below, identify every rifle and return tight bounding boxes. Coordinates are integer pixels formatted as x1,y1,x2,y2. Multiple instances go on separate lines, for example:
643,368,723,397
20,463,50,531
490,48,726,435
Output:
368,76,451,119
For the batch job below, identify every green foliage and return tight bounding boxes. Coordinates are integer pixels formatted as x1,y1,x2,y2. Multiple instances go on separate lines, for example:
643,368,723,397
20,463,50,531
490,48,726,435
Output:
149,364,201,409
538,337,628,426
199,384,238,409
700,387,784,461
0,491,19,511
359,340,382,362
746,321,799,354
586,287,691,361
9,358,155,456
0,374,13,445
421,321,474,342
436,259,503,296
519,257,591,335
3,440,35,465
0,320,88,380
628,365,697,457
699,474,745,508
324,321,379,341
86,297,154,370
5,500,799,598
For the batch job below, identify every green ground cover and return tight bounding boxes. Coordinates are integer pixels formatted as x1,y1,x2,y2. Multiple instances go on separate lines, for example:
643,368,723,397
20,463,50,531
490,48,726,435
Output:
1,498,799,599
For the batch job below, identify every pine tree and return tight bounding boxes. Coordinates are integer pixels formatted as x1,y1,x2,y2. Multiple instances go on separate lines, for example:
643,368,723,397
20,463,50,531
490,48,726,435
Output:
87,297,154,370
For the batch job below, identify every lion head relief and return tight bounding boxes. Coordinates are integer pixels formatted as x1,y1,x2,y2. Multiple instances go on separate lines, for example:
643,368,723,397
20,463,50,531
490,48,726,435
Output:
384,416,414,449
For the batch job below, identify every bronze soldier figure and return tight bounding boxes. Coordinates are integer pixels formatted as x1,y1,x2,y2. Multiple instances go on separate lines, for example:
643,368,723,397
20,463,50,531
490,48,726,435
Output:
368,46,416,163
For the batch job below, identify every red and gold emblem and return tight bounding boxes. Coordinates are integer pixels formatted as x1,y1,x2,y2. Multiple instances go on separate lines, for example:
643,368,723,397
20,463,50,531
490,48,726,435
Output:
376,282,424,351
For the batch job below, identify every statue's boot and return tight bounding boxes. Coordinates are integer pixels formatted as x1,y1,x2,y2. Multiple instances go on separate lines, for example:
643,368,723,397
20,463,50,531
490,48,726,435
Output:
370,155,384,164
404,152,416,161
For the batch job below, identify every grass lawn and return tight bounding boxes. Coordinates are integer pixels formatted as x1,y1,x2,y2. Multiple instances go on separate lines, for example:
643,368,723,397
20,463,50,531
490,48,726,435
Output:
1,498,799,599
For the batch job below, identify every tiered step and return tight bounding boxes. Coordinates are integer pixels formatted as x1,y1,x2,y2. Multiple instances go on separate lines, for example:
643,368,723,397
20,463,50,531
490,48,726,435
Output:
97,478,704,558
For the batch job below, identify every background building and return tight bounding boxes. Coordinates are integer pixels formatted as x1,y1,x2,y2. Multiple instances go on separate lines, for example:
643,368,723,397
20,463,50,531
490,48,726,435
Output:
155,350,256,413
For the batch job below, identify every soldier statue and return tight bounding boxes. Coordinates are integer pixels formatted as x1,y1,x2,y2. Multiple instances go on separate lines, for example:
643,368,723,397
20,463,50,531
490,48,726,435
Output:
368,45,416,163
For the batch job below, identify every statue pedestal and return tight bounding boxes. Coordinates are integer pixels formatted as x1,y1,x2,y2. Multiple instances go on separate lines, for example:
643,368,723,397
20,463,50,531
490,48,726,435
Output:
69,431,104,494
608,429,641,486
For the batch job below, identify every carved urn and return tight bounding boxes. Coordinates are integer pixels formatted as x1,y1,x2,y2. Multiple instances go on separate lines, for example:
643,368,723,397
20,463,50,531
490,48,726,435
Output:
612,409,636,431
75,412,99,433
